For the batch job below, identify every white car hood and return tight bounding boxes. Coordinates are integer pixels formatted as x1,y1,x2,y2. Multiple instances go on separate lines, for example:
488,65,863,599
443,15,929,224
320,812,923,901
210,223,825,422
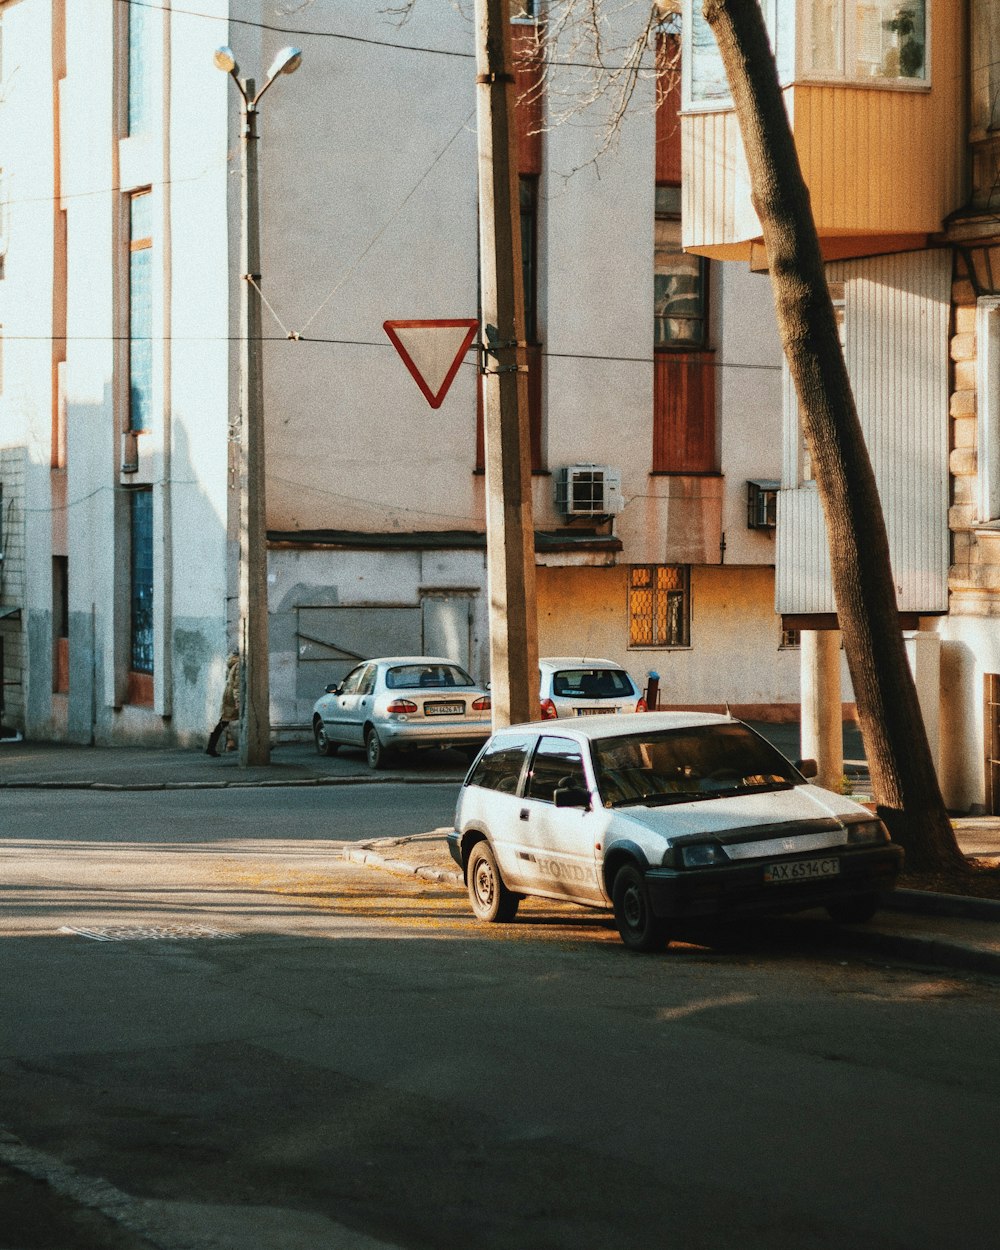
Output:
610,784,868,848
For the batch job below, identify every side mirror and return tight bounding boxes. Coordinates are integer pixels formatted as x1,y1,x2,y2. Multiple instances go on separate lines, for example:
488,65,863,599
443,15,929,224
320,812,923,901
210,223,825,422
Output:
325,682,340,695
554,784,591,810
795,758,818,779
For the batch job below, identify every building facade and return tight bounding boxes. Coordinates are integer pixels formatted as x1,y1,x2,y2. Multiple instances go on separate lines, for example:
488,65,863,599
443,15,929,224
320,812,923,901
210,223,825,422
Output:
0,0,794,749
682,0,1000,812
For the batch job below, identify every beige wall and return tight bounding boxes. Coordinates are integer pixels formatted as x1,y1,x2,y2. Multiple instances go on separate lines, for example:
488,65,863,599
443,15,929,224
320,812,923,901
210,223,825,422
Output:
536,563,804,710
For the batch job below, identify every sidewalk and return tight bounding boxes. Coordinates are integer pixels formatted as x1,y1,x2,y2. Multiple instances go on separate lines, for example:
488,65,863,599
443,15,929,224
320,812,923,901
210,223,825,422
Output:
5,737,1000,979
0,737,468,789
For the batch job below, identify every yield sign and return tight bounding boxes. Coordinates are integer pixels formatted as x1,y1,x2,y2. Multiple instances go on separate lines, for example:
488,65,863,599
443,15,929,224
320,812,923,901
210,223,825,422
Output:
383,319,479,410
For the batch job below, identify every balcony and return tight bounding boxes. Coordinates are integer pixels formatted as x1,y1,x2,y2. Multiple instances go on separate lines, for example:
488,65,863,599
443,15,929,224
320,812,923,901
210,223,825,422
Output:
680,1,965,264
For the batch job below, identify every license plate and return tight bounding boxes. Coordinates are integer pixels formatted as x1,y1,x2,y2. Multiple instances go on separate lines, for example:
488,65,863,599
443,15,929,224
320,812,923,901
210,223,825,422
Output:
424,701,465,717
764,857,840,883
575,707,616,716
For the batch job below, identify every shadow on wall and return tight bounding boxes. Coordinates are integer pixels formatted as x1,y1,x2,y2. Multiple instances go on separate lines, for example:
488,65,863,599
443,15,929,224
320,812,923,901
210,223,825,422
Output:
20,391,233,748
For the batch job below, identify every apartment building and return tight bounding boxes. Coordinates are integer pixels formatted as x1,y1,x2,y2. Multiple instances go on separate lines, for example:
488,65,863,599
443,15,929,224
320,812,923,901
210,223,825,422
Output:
681,0,1000,812
0,0,790,747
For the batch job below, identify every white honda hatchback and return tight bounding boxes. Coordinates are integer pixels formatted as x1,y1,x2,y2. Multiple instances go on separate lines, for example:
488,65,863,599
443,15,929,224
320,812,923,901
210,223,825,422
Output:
449,712,903,951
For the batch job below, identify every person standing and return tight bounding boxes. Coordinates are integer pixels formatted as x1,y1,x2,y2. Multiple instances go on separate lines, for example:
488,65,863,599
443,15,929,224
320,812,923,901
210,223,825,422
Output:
206,650,240,757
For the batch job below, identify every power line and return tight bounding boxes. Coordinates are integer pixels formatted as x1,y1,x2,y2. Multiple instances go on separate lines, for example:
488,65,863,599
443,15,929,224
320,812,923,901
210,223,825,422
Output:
0,330,782,373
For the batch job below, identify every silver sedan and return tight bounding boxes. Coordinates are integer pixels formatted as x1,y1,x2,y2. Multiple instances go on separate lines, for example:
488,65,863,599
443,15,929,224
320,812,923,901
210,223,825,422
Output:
311,656,492,769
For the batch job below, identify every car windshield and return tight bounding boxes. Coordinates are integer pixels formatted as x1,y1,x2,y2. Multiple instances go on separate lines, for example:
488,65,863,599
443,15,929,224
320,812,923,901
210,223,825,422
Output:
552,668,632,698
386,664,476,690
592,723,800,807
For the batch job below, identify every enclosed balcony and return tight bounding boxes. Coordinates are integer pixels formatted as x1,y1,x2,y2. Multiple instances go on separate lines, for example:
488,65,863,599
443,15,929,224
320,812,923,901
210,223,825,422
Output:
679,0,965,263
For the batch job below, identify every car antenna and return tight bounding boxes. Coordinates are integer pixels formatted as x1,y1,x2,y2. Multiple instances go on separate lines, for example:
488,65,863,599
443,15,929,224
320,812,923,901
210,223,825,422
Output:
724,702,734,720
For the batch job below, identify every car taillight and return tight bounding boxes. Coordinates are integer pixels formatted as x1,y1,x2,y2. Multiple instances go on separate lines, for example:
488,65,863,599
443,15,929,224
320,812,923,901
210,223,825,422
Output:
472,695,491,712
540,698,558,719
386,699,418,714
635,696,647,713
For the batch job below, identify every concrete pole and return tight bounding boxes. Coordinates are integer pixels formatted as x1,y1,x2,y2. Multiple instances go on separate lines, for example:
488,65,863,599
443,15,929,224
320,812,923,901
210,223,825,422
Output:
800,629,842,792
237,83,271,765
474,0,539,728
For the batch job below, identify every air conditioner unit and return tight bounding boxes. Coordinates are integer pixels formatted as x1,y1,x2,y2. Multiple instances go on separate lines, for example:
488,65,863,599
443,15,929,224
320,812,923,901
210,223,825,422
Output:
554,464,624,517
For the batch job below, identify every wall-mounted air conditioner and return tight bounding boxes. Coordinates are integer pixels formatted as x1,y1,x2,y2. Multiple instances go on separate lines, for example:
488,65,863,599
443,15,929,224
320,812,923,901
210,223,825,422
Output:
554,464,624,517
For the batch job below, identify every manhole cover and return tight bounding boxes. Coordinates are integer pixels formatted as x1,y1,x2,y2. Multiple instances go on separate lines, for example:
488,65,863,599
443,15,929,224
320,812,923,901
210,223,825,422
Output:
60,924,239,942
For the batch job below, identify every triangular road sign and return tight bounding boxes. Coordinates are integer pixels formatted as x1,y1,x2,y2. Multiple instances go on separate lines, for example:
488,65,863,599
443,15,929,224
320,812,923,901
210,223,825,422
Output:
383,319,479,409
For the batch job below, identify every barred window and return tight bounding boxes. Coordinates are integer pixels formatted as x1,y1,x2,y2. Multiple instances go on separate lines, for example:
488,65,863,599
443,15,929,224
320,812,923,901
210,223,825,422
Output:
628,565,690,648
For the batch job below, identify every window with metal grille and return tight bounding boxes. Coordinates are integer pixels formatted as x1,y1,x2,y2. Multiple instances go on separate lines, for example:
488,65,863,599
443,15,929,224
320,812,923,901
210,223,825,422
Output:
628,565,690,648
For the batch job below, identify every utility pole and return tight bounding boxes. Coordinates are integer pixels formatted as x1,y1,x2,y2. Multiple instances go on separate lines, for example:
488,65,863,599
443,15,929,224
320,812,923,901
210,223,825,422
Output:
474,0,539,728
236,77,270,766
214,45,302,765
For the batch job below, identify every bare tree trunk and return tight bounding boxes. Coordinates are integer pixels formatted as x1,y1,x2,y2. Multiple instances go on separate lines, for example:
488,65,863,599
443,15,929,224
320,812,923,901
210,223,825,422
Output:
703,0,963,873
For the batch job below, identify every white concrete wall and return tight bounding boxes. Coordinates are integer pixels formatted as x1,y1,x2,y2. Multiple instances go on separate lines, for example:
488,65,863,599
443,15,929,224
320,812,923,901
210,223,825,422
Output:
934,615,1000,813
1,0,57,735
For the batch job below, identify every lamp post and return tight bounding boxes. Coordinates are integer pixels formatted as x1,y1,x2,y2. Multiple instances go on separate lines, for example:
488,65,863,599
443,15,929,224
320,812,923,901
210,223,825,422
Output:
214,44,302,766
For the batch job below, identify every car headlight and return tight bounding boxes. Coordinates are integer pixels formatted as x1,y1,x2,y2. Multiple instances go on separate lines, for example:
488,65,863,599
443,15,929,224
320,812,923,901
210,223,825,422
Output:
846,818,889,845
677,842,730,868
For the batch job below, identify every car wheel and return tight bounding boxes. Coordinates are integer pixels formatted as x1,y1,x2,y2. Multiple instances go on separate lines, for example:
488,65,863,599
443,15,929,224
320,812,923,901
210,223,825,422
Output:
612,863,668,952
826,893,881,925
313,717,338,757
467,841,519,923
365,727,390,770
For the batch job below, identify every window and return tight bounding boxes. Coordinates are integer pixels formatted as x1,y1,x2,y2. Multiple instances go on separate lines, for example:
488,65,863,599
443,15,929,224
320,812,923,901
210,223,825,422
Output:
0,168,7,262
339,664,368,696
686,0,925,104
655,187,707,349
629,565,690,648
127,0,155,135
53,556,69,694
977,298,1000,524
802,0,927,82
128,191,153,433
780,627,801,649
520,176,539,345
129,488,153,676
526,737,587,804
468,732,534,795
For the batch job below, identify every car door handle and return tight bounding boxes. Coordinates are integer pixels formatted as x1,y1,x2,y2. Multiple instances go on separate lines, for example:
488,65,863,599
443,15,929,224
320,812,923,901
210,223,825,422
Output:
519,808,530,821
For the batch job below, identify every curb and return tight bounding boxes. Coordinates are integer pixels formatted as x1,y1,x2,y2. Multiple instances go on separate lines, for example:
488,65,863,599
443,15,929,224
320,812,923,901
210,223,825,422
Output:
344,846,463,886
347,838,1000,978
882,888,1000,922
808,921,1000,979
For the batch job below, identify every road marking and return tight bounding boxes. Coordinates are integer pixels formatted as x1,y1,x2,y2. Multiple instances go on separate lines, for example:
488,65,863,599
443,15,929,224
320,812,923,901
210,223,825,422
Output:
59,924,239,942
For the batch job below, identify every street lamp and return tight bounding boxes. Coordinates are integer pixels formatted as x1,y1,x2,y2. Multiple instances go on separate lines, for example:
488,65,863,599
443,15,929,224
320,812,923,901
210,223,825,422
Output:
214,44,302,766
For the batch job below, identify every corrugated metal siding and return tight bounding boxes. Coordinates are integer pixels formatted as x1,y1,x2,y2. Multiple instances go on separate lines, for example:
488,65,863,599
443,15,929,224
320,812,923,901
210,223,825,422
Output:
683,109,744,250
795,82,964,236
777,249,951,615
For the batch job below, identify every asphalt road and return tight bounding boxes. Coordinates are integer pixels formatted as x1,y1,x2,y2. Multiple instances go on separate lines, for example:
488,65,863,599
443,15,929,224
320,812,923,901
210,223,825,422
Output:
2,785,999,1249
3,782,461,845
